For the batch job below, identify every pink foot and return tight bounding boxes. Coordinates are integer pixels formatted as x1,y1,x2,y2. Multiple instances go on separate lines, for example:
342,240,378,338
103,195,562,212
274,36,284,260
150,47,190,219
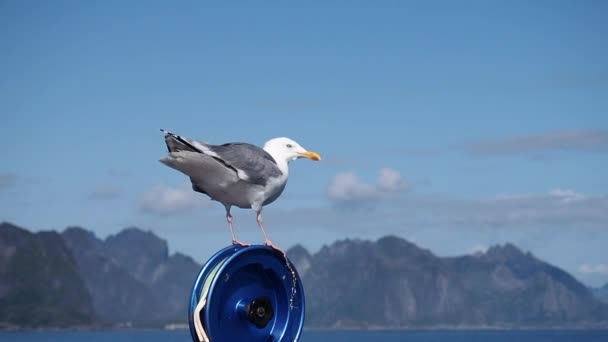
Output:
264,240,285,255
232,240,251,247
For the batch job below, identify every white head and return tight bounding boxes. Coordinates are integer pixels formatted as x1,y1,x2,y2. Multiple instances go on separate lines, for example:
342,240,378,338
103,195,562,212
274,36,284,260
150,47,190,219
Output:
263,137,321,164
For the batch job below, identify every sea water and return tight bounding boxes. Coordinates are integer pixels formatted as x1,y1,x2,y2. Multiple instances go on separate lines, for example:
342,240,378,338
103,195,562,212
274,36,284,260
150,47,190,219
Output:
1,329,608,342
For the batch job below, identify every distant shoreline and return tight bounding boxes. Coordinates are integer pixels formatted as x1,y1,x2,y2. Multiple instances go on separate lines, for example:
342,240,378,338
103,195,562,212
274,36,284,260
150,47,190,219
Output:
3,325,608,332
304,325,608,331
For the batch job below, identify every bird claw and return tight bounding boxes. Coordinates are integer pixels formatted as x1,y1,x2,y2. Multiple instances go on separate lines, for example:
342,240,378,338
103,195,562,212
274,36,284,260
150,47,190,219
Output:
265,240,285,255
232,240,251,247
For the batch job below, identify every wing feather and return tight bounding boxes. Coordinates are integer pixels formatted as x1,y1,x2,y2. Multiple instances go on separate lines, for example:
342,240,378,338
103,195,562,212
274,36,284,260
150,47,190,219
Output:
209,143,283,186
160,130,282,186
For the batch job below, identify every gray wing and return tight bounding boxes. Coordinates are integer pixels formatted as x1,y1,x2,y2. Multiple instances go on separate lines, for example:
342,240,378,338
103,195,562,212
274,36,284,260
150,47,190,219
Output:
160,130,282,186
209,143,283,186
161,129,240,176
161,129,208,153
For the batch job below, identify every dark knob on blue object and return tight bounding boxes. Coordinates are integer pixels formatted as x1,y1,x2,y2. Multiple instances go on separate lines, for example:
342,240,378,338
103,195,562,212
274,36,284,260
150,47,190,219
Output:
247,296,274,328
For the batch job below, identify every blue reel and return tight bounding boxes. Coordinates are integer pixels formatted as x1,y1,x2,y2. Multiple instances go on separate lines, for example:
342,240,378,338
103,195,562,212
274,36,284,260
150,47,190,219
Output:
189,245,305,342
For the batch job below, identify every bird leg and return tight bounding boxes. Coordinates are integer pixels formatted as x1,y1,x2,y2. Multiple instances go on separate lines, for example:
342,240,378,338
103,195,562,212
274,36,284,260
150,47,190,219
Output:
226,212,249,247
256,211,285,254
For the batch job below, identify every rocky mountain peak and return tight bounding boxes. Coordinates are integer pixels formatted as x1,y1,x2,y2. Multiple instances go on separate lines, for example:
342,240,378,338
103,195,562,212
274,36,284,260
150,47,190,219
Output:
287,244,312,277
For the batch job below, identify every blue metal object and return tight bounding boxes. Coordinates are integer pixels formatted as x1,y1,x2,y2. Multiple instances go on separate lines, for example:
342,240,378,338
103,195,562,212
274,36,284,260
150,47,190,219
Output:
189,245,305,342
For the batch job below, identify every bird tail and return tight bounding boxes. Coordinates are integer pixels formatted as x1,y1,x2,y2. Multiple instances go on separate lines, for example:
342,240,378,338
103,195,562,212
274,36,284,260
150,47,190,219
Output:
160,129,201,153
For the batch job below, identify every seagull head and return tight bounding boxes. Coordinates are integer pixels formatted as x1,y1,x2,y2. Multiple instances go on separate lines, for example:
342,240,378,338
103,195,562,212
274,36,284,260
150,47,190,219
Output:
263,137,321,163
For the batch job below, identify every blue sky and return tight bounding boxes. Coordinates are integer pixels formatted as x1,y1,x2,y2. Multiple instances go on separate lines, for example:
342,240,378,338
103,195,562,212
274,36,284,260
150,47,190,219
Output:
1,1,607,286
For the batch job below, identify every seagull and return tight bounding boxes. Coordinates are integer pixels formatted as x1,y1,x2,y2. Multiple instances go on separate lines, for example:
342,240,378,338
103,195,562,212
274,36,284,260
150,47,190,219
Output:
159,129,321,252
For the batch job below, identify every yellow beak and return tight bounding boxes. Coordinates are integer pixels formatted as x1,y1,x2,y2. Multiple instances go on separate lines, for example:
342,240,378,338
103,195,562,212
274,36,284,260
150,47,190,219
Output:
298,151,321,161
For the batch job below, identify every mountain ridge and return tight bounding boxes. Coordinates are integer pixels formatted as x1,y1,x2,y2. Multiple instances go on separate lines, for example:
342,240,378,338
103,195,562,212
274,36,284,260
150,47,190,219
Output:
0,223,96,329
289,237,608,328
2,221,607,329
60,225,200,326
593,283,608,304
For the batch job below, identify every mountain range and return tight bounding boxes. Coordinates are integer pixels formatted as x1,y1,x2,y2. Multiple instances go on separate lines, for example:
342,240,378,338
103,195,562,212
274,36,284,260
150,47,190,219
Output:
0,222,199,329
1,221,607,329
593,283,608,304
288,236,608,328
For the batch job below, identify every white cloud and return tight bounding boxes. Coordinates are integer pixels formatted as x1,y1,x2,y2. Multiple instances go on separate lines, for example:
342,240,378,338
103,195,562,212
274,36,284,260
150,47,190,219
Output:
270,188,608,232
140,184,208,216
494,189,588,204
460,190,608,228
579,263,608,275
327,168,406,203
377,168,406,192
327,172,376,202
549,188,585,203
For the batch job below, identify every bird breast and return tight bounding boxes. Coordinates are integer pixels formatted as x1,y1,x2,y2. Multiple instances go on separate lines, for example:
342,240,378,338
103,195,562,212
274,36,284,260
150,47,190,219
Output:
262,174,288,206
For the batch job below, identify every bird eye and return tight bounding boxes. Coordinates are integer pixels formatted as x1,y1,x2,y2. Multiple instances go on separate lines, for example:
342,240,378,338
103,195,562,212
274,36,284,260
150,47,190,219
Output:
286,144,293,148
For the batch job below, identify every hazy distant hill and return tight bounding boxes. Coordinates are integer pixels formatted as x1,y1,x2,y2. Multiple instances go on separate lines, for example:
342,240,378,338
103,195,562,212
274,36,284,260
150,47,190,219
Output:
0,222,200,328
2,221,607,329
594,283,608,304
288,236,608,328
0,223,96,328
61,226,200,327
